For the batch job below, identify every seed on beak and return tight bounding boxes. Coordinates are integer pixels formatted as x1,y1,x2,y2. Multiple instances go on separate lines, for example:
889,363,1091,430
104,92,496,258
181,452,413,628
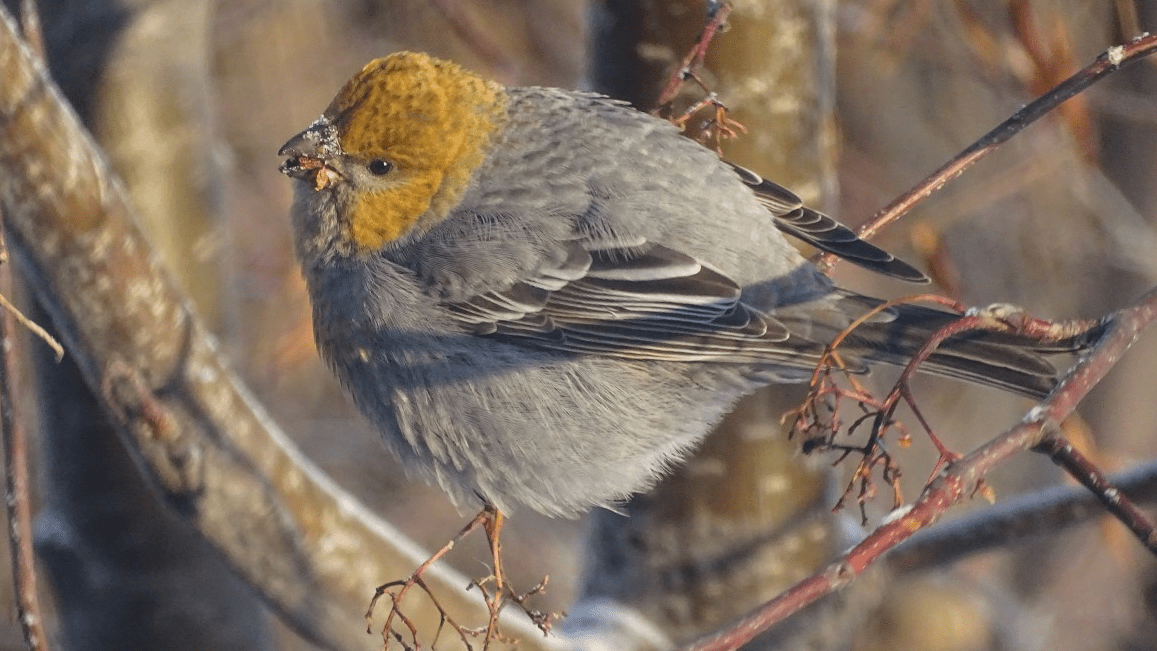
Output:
279,155,333,191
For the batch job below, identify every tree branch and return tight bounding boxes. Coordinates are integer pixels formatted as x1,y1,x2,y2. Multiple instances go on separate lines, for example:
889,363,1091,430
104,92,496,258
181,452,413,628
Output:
818,32,1157,274
677,285,1157,651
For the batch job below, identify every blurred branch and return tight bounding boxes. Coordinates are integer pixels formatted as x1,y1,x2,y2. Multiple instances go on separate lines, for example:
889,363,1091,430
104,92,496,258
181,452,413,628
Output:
428,0,516,81
0,220,49,651
890,456,1157,572
16,0,39,59
3,5,52,650
1007,0,1098,159
0,7,554,651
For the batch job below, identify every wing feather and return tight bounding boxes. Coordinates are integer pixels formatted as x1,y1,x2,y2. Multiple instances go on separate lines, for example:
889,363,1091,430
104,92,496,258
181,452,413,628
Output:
441,241,805,362
728,163,929,283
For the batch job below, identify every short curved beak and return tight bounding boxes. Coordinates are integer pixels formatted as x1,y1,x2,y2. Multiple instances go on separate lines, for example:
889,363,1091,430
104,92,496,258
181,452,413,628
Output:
279,115,339,157
278,130,317,158
278,116,340,182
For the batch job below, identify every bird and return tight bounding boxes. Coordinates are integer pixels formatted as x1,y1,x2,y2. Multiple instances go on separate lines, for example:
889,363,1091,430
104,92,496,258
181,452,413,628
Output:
278,51,1089,524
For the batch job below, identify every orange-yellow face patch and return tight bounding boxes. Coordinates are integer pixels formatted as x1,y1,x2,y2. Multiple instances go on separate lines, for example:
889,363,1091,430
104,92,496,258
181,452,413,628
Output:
326,52,508,251
348,170,440,247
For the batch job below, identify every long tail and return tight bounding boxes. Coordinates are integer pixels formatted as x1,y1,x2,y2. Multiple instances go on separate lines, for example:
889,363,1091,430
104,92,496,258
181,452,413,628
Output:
819,292,1103,399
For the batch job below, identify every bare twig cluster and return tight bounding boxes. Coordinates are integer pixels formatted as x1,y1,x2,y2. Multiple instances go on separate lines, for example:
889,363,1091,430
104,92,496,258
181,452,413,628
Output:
366,507,560,650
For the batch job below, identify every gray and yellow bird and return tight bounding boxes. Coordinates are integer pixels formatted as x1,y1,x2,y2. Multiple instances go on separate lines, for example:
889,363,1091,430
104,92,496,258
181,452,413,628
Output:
279,52,1088,519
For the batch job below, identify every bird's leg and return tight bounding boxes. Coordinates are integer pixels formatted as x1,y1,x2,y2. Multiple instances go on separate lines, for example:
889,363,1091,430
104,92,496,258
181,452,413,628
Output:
482,505,504,590
474,505,509,648
472,505,562,646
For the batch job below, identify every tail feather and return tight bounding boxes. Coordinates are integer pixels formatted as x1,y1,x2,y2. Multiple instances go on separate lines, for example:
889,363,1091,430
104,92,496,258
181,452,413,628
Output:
821,293,1102,399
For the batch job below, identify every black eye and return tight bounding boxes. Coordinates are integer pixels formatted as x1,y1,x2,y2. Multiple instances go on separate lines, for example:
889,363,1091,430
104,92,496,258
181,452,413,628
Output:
367,159,393,176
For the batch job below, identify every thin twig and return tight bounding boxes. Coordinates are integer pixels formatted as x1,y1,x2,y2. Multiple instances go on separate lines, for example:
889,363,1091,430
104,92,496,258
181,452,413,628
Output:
1034,436,1157,553
0,291,61,361
366,504,549,650
652,1,732,109
817,32,1157,274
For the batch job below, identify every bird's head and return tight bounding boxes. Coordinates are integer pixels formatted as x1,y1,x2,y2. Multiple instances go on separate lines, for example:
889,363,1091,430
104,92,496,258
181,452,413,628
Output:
280,52,507,254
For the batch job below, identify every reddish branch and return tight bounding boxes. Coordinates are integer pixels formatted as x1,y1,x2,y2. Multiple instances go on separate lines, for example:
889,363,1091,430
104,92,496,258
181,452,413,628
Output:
653,1,733,108
678,283,1157,651
890,457,1157,571
817,32,1157,275
675,30,1157,651
649,1,743,152
1034,436,1157,552
868,303,1102,475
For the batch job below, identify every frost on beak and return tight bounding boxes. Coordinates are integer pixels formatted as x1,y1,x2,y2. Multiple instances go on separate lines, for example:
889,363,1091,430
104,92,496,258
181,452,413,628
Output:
278,116,340,191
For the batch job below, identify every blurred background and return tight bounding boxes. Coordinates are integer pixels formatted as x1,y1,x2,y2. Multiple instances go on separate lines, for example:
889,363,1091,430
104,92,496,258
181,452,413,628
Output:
0,1,1155,650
